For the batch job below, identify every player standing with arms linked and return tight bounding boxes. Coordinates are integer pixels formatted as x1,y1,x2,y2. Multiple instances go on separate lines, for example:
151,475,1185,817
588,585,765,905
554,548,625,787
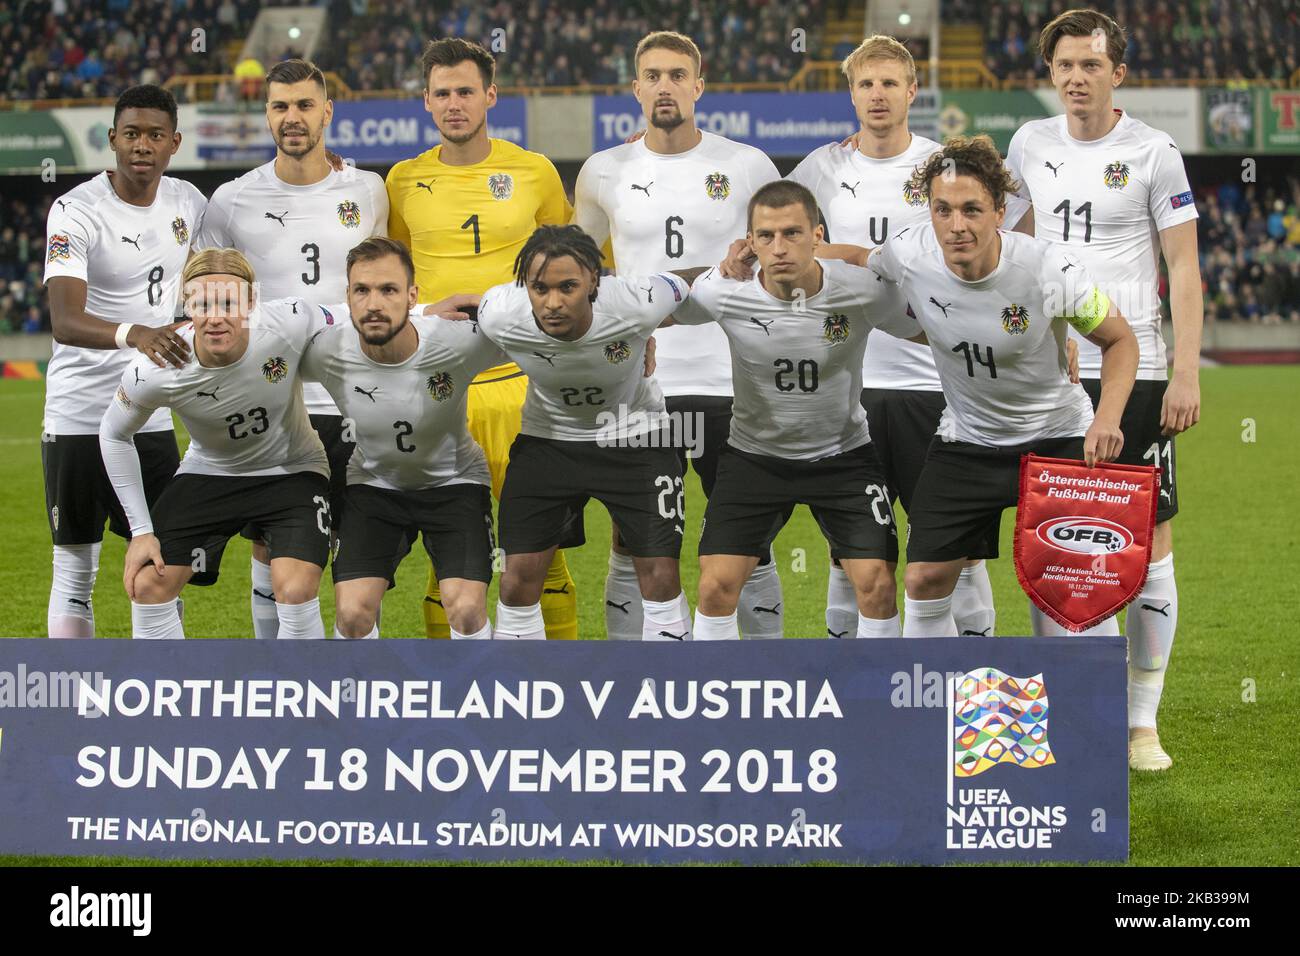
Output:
1004,9,1203,769
197,58,388,640
575,31,784,641
473,225,694,641
42,84,206,638
386,38,579,640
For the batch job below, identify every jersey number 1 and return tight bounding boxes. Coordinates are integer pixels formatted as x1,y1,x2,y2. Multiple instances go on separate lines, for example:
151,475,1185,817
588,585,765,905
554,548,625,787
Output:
462,215,481,254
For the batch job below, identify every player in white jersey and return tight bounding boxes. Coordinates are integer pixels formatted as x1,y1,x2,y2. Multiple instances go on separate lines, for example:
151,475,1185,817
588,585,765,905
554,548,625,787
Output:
99,250,333,640
196,58,389,640
473,224,694,642
784,36,998,641
841,137,1138,638
41,84,207,639
669,181,920,640
573,31,785,641
1004,9,1204,769
301,238,500,641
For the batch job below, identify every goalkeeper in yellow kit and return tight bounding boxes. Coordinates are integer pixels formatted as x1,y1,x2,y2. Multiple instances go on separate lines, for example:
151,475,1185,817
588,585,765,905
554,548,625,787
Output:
386,37,577,639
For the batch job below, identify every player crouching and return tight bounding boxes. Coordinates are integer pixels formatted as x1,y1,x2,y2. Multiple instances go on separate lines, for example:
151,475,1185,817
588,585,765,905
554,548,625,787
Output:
668,181,921,639
301,238,498,641
473,225,693,641
100,249,333,639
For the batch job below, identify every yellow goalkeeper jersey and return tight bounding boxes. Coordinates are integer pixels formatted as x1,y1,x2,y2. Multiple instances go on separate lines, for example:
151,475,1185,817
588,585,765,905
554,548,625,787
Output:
386,139,572,378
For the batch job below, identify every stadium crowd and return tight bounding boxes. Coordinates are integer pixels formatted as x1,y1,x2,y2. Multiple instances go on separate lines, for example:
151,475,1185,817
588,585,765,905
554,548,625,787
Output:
299,0,825,91
948,0,1300,85
5,173,1299,334
1,0,825,100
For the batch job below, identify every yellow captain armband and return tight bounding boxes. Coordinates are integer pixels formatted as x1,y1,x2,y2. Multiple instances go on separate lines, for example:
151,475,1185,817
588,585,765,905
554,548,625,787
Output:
1065,287,1110,335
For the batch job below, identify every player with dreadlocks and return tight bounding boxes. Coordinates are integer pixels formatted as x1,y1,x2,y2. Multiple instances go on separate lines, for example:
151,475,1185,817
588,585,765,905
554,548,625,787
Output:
468,224,695,641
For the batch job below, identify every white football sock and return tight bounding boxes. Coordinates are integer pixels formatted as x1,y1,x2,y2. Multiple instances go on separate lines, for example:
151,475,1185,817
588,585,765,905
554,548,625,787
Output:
1029,602,1120,636
132,600,185,640
603,550,643,640
276,598,325,640
333,623,378,640
902,594,956,638
951,562,996,636
693,609,739,641
856,612,901,639
251,557,279,640
495,601,546,640
737,556,783,639
825,563,857,640
1127,553,1177,728
452,621,493,640
48,543,100,638
643,593,692,642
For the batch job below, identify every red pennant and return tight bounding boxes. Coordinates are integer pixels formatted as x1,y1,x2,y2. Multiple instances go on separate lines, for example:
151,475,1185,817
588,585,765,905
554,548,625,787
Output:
1014,455,1159,632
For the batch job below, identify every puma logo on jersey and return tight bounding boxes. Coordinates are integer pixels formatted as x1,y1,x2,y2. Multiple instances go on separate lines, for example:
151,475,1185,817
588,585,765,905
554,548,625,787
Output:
1141,602,1171,617
264,211,288,226
961,627,992,636
543,584,571,594
353,385,379,401
827,628,848,639
1160,487,1171,500
641,284,654,303
753,603,782,615
134,368,143,385
929,296,952,317
56,199,69,211
605,599,631,614
416,181,435,193
532,351,557,366
196,386,221,401
121,234,141,250
1044,161,1064,177
839,181,859,197
658,630,686,641
748,317,774,335
1061,260,1076,273
630,181,653,196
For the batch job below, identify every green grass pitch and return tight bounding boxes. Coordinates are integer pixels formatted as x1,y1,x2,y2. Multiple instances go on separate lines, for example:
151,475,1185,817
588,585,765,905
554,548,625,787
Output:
0,367,1296,865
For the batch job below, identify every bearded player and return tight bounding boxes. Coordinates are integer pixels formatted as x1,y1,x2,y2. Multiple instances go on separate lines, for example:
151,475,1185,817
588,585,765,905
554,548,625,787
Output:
386,37,578,640
1004,9,1203,770
574,31,783,641
197,58,388,640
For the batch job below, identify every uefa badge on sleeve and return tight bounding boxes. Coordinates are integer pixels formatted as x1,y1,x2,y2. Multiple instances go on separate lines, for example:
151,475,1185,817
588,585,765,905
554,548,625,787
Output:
1014,454,1158,631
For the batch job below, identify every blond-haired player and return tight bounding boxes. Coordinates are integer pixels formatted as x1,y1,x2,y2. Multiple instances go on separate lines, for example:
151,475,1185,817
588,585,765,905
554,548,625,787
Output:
386,38,578,639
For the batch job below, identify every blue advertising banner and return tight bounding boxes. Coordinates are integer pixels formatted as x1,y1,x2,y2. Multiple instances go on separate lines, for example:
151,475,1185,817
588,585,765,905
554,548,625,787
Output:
0,638,1127,864
194,97,528,166
594,93,859,156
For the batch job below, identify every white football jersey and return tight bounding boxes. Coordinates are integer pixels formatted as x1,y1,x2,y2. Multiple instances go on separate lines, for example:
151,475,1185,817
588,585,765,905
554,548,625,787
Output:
788,135,942,390
868,226,1106,447
197,160,389,414
302,314,503,491
105,297,330,481
673,259,917,459
1006,111,1198,379
42,172,207,434
475,273,688,442
574,131,779,398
